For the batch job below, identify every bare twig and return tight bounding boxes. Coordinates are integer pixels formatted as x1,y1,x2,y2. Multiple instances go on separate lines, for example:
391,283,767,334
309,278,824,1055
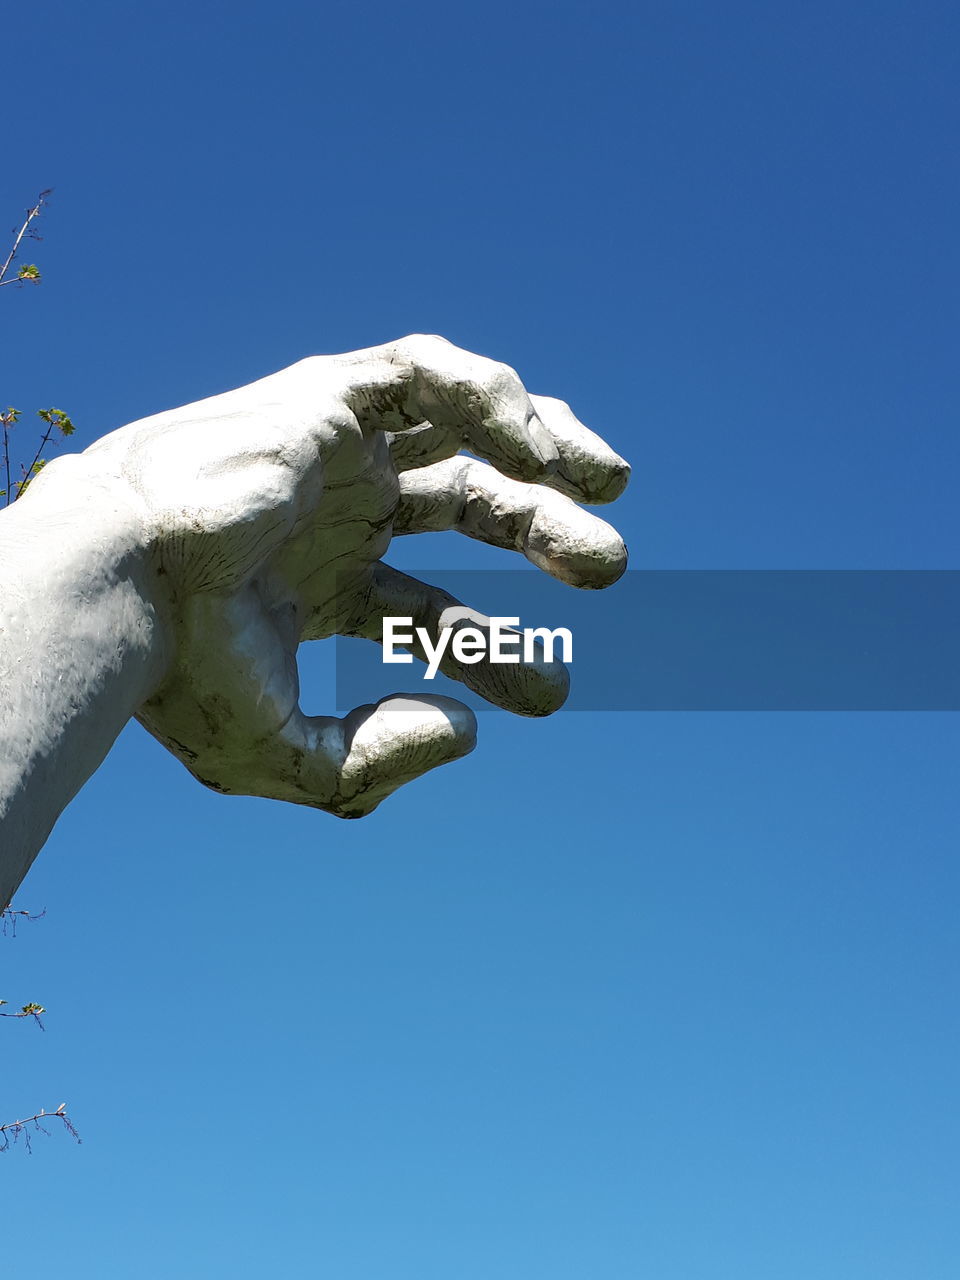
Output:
2,418,9,504
0,1105,80,1153
0,274,39,289
1,906,46,937
0,1002,45,1028
0,194,74,506
19,420,55,491
0,191,51,287
1,194,74,1153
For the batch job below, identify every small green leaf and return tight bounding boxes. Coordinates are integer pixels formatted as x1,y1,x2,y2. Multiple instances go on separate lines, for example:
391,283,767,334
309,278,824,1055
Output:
16,264,40,281
37,407,74,436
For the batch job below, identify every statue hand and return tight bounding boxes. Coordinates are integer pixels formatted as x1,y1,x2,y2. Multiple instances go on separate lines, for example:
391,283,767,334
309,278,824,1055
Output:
88,335,629,817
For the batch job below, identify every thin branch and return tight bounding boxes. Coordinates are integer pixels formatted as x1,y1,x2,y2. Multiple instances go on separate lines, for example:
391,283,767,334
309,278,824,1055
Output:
0,191,50,287
2,419,9,507
0,1003,45,1028
0,193,71,1159
18,421,55,491
1,194,71,505
0,1105,80,1153
1,906,46,937
6,411,74,502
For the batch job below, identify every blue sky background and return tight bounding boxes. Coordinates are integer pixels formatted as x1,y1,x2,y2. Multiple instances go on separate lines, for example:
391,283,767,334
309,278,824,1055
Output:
3,1,960,1275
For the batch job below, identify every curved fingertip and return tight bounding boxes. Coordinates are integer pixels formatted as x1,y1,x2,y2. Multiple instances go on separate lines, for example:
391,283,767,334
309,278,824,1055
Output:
466,652,570,718
591,452,631,504
331,694,477,819
375,693,479,756
553,445,630,506
419,694,479,753
527,515,628,589
528,393,631,504
505,661,570,717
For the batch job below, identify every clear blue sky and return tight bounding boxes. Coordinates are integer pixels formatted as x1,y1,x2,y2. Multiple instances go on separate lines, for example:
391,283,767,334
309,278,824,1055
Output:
4,1,960,1276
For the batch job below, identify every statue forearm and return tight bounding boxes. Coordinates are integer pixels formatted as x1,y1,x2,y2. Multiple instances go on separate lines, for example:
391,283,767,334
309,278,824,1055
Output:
0,456,169,907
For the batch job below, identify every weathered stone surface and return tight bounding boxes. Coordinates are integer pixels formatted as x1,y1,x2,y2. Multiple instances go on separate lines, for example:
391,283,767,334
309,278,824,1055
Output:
0,336,629,906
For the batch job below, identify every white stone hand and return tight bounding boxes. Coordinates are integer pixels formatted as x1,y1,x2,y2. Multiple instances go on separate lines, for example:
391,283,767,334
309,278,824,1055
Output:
0,336,629,903
90,335,629,817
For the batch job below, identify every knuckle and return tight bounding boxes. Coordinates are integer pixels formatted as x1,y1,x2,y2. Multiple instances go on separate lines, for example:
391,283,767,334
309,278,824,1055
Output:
484,360,526,407
394,333,451,362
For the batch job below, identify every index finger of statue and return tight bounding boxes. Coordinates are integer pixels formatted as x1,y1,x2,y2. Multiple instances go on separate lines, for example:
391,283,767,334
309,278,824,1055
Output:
341,335,560,484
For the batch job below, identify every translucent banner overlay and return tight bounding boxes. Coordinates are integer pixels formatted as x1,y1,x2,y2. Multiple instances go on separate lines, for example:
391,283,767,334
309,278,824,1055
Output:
333,570,960,712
